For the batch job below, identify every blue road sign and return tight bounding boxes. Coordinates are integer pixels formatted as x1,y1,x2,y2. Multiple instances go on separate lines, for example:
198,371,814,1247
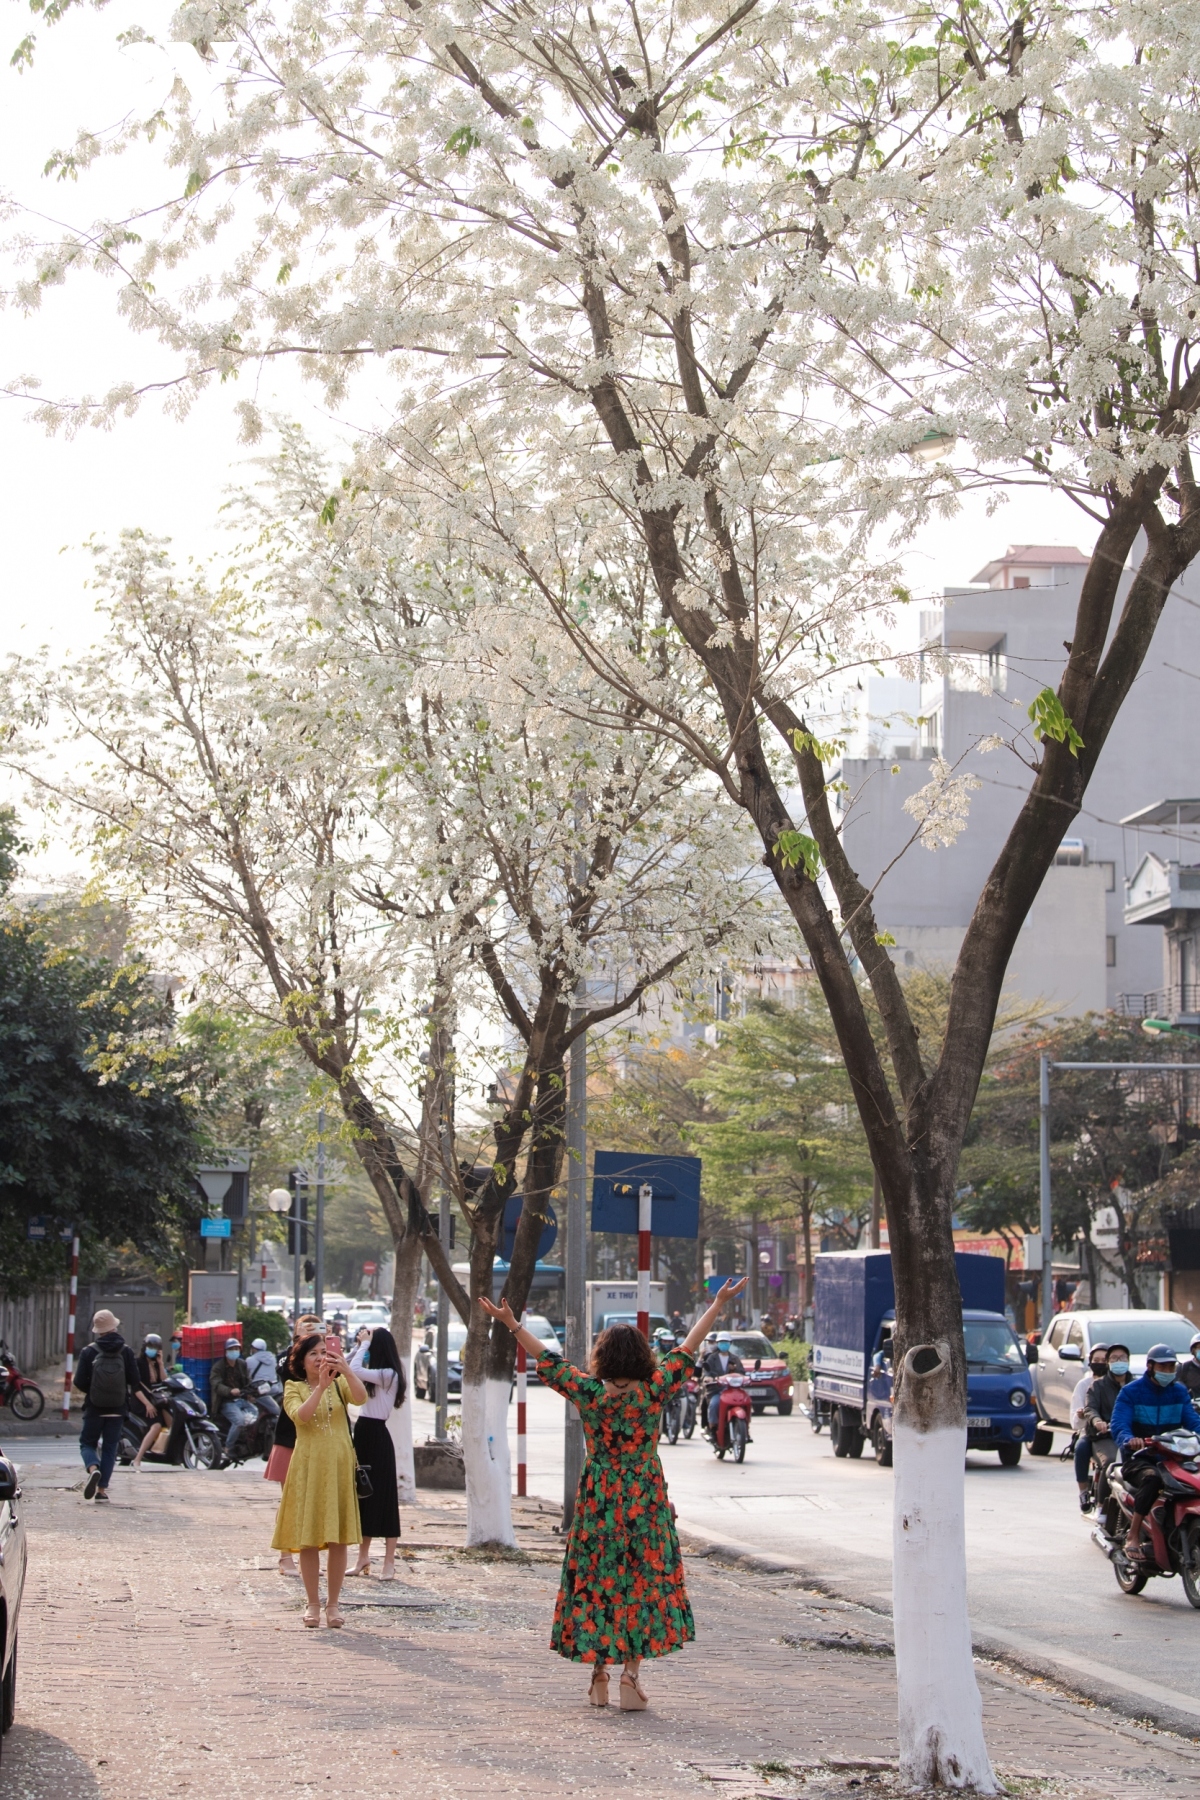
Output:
501,1194,557,1262
26,1215,47,1241
591,1152,701,1239
200,1217,233,1239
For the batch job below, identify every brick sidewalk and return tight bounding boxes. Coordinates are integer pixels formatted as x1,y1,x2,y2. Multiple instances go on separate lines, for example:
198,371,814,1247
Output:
5,1459,1200,1799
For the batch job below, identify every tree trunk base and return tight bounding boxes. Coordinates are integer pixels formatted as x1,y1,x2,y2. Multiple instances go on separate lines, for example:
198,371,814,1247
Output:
461,1376,515,1547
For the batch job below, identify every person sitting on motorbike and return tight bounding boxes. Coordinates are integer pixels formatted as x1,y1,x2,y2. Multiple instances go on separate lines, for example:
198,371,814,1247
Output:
244,1337,282,1419
1070,1343,1110,1511
130,1332,172,1472
1180,1334,1200,1399
669,1311,686,1338
1111,1344,1200,1564
699,1333,745,1432
1084,1341,1132,1509
211,1338,258,1459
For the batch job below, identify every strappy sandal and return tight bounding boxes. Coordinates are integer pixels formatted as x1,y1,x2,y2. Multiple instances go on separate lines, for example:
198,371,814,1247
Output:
619,1670,648,1711
325,1603,345,1629
302,1603,321,1629
588,1667,609,1708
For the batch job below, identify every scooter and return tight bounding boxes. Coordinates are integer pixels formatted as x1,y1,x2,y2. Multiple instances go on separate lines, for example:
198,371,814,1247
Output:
118,1376,226,1470
1092,1430,1200,1604
220,1383,279,1467
703,1375,752,1463
0,1341,45,1421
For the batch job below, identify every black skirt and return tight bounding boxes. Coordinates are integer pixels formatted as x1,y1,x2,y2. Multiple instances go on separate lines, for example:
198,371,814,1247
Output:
352,1415,401,1538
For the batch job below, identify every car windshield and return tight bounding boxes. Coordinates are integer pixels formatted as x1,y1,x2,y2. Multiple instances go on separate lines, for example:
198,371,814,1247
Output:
432,1324,468,1356
963,1321,1025,1369
1086,1317,1196,1356
524,1315,558,1341
723,1334,775,1360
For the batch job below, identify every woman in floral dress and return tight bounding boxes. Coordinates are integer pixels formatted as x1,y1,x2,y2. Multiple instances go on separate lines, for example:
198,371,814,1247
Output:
482,1274,747,1711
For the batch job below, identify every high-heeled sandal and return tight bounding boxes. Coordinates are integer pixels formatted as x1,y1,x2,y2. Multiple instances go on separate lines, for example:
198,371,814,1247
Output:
619,1670,648,1711
588,1667,609,1708
346,1562,370,1578
302,1603,321,1629
325,1603,345,1629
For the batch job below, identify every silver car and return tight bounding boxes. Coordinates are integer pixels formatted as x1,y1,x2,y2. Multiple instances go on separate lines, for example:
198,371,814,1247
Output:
1031,1309,1196,1433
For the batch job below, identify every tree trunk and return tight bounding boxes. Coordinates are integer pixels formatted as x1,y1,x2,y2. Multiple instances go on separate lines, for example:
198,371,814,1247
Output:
387,1231,423,1504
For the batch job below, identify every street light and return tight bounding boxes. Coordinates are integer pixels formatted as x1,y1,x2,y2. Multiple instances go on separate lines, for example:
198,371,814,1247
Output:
908,427,958,464
267,1189,291,1213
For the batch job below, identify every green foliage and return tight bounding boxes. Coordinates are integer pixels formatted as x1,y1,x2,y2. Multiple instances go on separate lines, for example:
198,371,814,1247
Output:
1027,687,1083,756
0,862,203,1295
773,829,822,881
237,1305,289,1353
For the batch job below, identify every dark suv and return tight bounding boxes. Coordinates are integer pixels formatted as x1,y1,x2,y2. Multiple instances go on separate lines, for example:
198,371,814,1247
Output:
0,1446,26,1771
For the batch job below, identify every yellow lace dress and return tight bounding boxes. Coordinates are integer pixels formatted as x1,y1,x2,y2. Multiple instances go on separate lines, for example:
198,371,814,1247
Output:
270,1376,361,1552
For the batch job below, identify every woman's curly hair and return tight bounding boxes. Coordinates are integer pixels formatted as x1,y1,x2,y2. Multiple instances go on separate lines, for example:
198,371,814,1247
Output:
589,1322,657,1382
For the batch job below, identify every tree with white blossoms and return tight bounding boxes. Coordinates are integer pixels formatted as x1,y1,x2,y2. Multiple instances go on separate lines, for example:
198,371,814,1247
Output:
4,437,772,1543
11,0,1200,1782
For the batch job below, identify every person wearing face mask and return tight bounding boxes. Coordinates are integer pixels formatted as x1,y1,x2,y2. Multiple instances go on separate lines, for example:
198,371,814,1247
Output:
1111,1345,1200,1564
1083,1342,1132,1510
1070,1343,1110,1511
1179,1334,1200,1400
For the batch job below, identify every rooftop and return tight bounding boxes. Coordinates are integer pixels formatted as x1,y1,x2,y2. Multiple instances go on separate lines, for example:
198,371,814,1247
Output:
970,543,1089,584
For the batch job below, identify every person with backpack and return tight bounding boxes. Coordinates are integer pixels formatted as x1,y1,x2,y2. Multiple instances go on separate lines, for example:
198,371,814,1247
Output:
75,1310,152,1502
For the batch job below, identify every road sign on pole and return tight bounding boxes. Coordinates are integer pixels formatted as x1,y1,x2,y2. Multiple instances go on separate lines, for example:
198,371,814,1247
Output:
200,1217,233,1239
590,1152,701,1238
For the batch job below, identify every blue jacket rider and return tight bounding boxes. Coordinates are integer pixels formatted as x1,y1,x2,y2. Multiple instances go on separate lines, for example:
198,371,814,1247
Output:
1111,1345,1200,1562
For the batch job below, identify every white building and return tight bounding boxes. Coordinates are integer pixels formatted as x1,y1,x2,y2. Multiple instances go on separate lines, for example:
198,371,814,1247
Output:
837,543,1200,1015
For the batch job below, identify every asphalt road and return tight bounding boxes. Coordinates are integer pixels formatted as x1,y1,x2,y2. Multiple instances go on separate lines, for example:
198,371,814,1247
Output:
15,1383,1200,1733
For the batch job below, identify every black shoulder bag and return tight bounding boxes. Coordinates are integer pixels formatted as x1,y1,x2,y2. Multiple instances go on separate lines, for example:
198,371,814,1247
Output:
338,1382,373,1499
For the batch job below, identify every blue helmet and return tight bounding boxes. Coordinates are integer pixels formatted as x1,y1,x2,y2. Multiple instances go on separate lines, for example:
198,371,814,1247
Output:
1146,1343,1179,1365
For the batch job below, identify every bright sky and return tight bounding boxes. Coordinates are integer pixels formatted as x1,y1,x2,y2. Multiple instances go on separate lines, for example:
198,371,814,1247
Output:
0,2,1086,727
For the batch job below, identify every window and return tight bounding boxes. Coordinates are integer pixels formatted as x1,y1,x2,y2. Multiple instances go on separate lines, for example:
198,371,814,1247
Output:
1066,1320,1084,1349
1013,575,1031,589
1046,1317,1068,1349
1098,861,1116,892
1106,935,1117,967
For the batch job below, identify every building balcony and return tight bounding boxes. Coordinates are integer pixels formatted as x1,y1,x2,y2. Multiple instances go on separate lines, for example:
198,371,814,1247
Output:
1116,985,1200,1023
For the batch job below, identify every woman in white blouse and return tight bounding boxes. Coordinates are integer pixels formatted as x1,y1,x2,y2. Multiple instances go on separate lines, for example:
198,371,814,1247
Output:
346,1326,406,1578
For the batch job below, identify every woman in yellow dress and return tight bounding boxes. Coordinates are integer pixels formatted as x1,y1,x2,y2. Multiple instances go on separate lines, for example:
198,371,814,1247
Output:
271,1333,368,1628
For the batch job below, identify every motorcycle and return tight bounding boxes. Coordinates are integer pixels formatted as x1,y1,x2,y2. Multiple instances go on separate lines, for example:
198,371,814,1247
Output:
220,1382,279,1467
117,1376,226,1470
703,1374,752,1463
0,1341,45,1422
1092,1430,1200,1603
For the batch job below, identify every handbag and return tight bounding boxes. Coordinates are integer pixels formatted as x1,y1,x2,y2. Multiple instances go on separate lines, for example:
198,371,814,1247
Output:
339,1385,373,1499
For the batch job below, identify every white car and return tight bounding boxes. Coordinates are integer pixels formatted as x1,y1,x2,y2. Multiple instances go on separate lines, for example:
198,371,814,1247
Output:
346,1302,392,1335
1031,1309,1197,1433
520,1314,563,1380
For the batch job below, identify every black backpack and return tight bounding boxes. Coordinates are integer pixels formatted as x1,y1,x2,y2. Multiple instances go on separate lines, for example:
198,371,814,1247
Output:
89,1345,129,1411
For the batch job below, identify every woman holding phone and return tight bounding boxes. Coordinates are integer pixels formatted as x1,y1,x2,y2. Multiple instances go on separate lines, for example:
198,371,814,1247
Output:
481,1274,748,1711
271,1332,368,1628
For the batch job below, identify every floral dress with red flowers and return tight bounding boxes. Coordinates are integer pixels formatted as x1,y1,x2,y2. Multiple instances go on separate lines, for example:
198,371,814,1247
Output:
537,1347,695,1664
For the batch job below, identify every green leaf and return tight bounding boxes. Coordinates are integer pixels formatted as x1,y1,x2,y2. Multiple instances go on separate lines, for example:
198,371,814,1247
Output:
874,931,896,947
184,168,205,199
790,727,843,764
319,494,339,525
1027,687,1083,756
774,830,821,881
445,126,481,158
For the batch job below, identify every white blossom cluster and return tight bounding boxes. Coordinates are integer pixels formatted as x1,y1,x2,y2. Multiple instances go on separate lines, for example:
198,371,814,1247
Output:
901,757,983,852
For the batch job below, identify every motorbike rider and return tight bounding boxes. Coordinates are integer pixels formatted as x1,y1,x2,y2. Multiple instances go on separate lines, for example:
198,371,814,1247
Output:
130,1332,172,1471
1111,1343,1200,1564
244,1337,282,1420
1070,1342,1110,1512
699,1332,745,1433
669,1311,686,1339
211,1336,258,1460
1083,1341,1132,1510
1179,1334,1200,1400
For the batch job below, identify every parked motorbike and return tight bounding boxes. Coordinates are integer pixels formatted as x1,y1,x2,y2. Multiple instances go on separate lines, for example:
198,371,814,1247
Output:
703,1374,752,1463
0,1342,45,1422
117,1376,226,1470
1092,1430,1200,1603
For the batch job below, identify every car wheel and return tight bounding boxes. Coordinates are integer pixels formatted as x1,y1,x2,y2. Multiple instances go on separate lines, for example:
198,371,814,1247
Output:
871,1416,893,1467
777,1400,793,1417
426,1381,436,1407
1030,1426,1054,1456
751,1403,765,1415
997,1443,1022,1467
1,1633,16,1734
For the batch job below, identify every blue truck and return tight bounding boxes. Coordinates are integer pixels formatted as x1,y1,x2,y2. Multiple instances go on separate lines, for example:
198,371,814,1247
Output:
810,1249,1036,1467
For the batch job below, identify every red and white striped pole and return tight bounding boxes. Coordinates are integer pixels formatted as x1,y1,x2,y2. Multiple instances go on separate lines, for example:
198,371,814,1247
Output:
516,1309,528,1498
61,1231,79,1420
636,1183,652,1338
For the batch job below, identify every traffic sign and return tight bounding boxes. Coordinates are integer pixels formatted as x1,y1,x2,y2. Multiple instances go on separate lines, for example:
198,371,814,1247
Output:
362,1261,377,1275
591,1152,701,1238
200,1217,232,1238
26,1215,47,1241
501,1195,558,1261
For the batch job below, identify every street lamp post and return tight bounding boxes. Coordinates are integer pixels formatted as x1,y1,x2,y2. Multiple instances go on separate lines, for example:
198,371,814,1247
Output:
267,1186,308,1323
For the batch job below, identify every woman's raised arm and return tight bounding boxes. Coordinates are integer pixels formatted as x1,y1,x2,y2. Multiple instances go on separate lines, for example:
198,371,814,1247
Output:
480,1296,550,1362
681,1277,749,1358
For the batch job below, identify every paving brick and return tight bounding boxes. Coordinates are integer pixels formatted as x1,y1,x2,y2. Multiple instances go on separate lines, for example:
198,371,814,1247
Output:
3,1465,1200,1797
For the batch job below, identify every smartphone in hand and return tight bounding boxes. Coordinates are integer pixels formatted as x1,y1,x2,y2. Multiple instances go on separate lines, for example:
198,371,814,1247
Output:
324,1335,341,1356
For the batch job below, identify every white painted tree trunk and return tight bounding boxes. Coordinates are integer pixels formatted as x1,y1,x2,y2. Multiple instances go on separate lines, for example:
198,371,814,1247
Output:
461,1375,515,1547
892,1345,998,1793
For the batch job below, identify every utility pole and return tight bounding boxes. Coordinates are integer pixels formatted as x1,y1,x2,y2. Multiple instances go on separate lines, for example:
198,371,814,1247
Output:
314,1108,326,1321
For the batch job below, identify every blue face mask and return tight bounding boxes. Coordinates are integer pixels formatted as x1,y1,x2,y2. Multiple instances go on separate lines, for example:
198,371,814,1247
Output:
1152,1368,1176,1387
1108,1360,1129,1376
